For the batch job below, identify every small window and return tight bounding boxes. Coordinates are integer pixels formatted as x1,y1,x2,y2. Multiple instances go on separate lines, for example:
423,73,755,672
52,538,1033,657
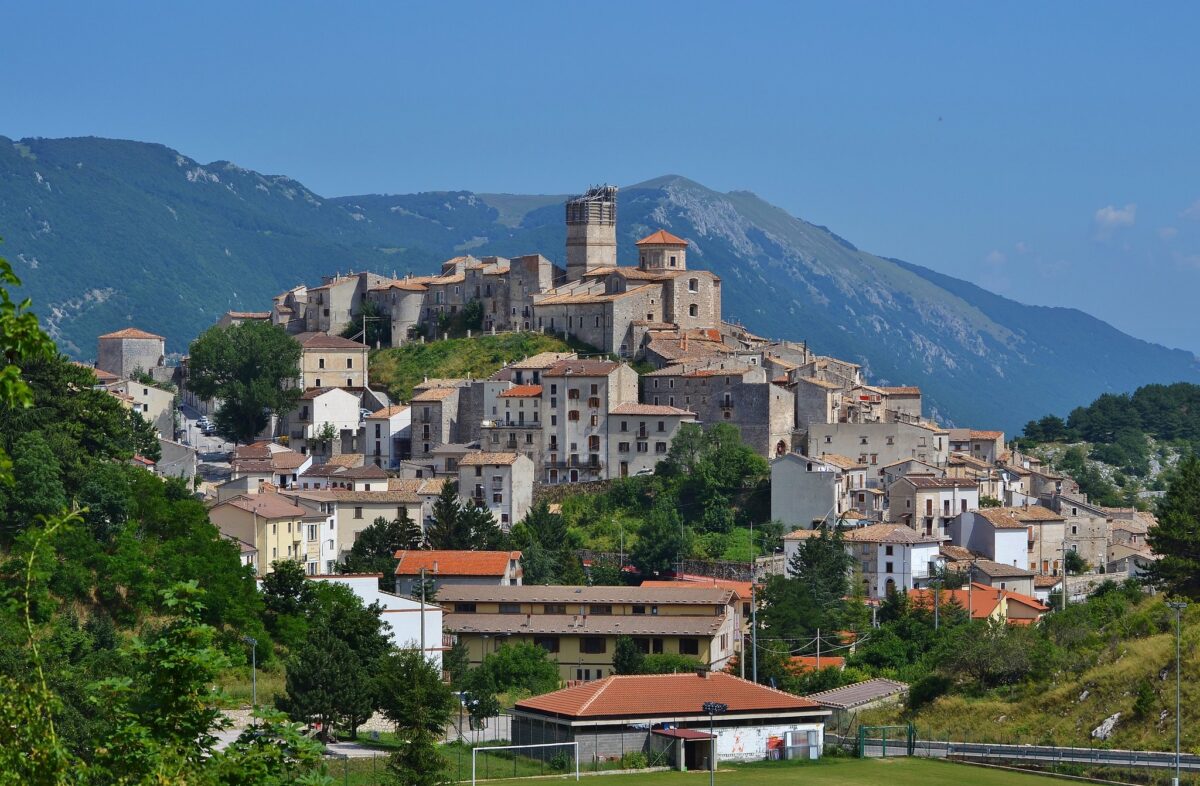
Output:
454,602,477,613
632,605,646,615
354,507,363,519
589,604,613,615
580,637,606,654
678,638,700,656
499,603,520,614
544,604,567,614
535,636,560,653
347,358,353,369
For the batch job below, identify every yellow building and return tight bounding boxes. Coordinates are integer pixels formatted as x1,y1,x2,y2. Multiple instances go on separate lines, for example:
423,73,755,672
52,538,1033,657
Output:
208,493,325,576
294,332,370,390
438,585,741,683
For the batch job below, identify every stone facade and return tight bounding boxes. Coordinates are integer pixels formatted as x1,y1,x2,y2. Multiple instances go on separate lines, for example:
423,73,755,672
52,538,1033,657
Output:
97,328,165,379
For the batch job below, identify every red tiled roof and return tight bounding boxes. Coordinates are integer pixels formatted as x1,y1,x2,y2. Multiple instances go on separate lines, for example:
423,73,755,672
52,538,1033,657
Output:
641,575,754,600
515,672,821,719
294,332,368,350
458,452,521,466
499,385,543,398
99,327,164,340
217,494,309,519
609,402,695,417
393,550,521,577
368,405,410,418
789,656,846,673
636,229,688,246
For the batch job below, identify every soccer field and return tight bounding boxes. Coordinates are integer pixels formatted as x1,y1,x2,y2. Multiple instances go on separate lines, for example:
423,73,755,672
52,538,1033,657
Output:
497,757,1066,786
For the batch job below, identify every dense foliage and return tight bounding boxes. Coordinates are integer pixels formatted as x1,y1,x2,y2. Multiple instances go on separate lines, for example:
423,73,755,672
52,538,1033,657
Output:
1022,383,1200,479
1146,455,1200,599
186,321,302,444
425,481,503,550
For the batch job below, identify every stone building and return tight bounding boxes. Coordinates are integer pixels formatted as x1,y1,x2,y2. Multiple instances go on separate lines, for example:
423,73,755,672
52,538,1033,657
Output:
606,403,698,478
641,363,794,457
97,327,165,379
541,359,638,484
293,332,370,390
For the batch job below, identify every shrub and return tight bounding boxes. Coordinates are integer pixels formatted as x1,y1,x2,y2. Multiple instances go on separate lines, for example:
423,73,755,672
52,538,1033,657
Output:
907,674,951,711
621,751,648,769
548,751,572,772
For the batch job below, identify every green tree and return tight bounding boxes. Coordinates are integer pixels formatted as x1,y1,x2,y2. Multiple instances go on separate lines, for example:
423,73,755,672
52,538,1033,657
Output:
387,728,451,786
426,481,470,549
444,639,470,685
1,432,66,540
186,321,302,444
759,528,853,643
463,641,560,696
276,624,368,740
375,647,457,735
1063,549,1089,574
1147,455,1200,598
342,514,422,586
341,298,392,347
631,503,691,576
613,636,645,675
640,653,705,674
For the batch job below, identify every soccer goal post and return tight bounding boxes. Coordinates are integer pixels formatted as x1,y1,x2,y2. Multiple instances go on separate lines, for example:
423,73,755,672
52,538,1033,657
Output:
471,741,579,785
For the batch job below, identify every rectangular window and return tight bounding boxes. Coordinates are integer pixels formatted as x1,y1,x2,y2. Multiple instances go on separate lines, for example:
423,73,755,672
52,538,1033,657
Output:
534,636,560,653
354,507,363,519
678,638,700,656
543,604,567,614
886,561,894,573
632,605,646,615
499,603,520,614
454,602,477,613
580,637,606,654
347,358,353,369
589,604,613,615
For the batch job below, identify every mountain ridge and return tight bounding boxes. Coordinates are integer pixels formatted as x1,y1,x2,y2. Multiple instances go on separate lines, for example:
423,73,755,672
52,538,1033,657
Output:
1,133,1196,430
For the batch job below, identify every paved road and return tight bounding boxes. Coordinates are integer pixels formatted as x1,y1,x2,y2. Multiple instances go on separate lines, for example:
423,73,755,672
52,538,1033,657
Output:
177,403,233,484
853,735,1200,772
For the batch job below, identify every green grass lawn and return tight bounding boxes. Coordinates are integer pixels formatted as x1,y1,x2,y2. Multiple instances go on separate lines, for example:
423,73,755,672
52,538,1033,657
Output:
335,755,1077,786
489,757,1069,786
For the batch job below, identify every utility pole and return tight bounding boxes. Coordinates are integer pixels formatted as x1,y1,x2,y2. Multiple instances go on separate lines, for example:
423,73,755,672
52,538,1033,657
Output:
1168,601,1188,786
241,635,258,722
419,567,427,660
1060,540,1069,612
816,628,821,670
751,582,758,683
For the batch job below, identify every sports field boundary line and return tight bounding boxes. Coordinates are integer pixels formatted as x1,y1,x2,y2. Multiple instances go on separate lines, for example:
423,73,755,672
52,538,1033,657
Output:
944,756,1139,785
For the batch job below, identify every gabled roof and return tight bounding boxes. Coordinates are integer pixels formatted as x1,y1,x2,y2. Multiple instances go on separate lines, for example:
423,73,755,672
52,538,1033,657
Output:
635,229,688,247
815,453,866,470
498,385,543,398
909,582,1048,619
294,332,368,350
515,672,821,719
784,524,941,545
99,327,164,340
544,359,620,377
977,505,1064,529
508,352,577,370
436,584,732,605
806,678,908,710
458,452,521,466
411,387,459,402
216,494,309,519
368,405,410,418
969,430,1005,440
609,402,695,417
899,476,978,489
393,550,521,577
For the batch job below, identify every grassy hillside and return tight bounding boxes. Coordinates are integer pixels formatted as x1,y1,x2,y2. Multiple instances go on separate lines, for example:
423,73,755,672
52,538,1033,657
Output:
862,594,1200,752
369,333,574,402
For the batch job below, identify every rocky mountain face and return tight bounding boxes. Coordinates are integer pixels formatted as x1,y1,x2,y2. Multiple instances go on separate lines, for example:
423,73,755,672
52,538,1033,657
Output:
1,136,1196,429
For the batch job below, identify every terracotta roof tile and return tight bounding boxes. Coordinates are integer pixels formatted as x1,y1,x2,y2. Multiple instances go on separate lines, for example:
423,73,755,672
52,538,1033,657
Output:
609,402,695,417
516,672,821,719
368,405,410,418
498,385,543,398
635,229,688,246
393,550,521,577
99,327,164,340
544,359,620,377
411,387,458,402
458,452,521,466
294,332,368,350
217,494,310,519
977,505,1064,528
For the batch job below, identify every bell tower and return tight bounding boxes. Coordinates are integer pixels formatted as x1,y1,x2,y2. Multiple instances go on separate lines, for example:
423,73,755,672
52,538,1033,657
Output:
565,185,617,281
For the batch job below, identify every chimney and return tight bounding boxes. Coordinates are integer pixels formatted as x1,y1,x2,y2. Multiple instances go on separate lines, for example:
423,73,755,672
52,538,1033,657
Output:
697,668,710,679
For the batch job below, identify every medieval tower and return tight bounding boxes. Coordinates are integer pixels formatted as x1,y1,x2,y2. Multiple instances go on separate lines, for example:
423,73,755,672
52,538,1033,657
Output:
565,184,617,281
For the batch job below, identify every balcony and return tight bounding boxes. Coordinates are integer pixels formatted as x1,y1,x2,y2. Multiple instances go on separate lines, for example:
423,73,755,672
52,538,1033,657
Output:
545,457,604,470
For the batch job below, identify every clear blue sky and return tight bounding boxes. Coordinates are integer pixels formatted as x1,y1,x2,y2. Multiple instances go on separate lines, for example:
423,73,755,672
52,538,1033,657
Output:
6,2,1200,350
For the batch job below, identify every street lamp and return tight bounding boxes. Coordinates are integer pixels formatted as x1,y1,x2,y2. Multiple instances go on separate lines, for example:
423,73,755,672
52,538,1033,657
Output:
241,635,258,719
702,701,728,786
1167,601,1188,786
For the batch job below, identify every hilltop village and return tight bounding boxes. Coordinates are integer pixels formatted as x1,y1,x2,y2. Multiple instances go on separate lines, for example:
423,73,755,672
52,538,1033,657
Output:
82,184,1157,683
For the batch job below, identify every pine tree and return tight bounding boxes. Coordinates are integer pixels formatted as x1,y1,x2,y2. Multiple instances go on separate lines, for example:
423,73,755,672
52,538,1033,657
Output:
426,481,470,549
1147,455,1200,598
613,636,645,675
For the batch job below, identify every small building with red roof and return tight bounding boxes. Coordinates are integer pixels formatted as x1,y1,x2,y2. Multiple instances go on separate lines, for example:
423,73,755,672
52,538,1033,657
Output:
511,671,829,769
393,549,522,596
908,581,1048,625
